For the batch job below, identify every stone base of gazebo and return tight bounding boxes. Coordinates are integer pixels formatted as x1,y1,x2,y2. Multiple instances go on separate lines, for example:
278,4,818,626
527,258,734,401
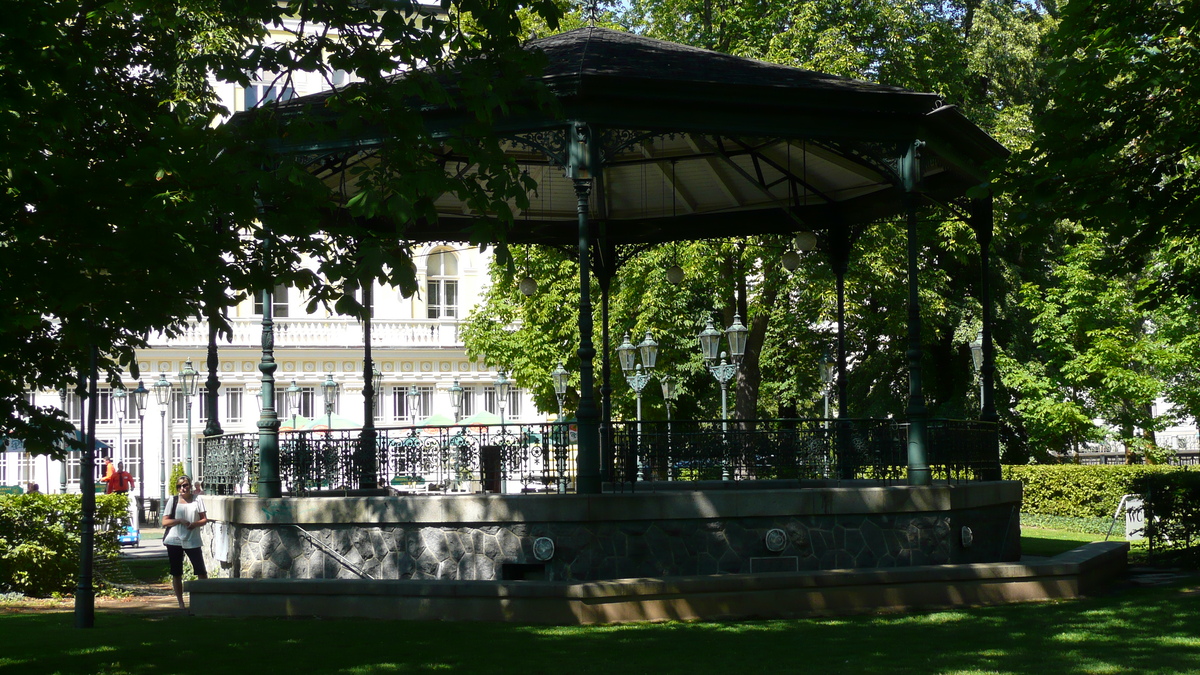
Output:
194,481,1022,583
187,541,1128,623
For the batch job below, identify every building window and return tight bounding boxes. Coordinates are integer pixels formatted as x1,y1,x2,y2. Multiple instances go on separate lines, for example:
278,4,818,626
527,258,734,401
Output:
198,390,211,424
171,439,184,469
243,82,295,110
95,389,114,424
507,388,522,418
483,387,521,418
64,392,83,425
67,451,81,484
125,441,143,481
254,285,290,318
17,453,35,483
226,388,243,424
391,386,433,421
426,249,458,319
460,386,476,418
172,394,187,424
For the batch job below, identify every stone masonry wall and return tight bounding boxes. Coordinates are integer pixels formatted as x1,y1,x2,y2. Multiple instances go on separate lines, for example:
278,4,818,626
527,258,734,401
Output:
200,507,1017,582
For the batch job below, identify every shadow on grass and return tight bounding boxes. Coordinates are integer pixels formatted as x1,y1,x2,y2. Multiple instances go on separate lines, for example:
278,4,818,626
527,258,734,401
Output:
2,581,1197,675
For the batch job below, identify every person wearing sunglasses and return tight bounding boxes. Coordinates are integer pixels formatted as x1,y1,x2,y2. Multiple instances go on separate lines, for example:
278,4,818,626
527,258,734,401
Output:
162,475,209,609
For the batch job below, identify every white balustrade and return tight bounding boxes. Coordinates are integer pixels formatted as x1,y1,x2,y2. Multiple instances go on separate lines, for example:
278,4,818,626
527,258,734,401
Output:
146,318,462,348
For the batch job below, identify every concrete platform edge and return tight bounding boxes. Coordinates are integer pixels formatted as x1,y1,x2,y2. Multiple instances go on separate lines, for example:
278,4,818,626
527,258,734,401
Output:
188,540,1128,624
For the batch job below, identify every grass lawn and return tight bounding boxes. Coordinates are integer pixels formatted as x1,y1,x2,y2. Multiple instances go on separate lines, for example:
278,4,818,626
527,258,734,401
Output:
2,580,1198,675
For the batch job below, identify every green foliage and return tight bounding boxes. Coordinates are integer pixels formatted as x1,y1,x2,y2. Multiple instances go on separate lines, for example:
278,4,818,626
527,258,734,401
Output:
1020,513,1114,536
1134,469,1200,561
1,0,562,455
0,493,127,597
1004,464,1181,519
168,463,187,493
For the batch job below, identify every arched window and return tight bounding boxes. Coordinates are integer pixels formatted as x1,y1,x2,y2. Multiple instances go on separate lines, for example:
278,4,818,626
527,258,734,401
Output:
426,249,458,319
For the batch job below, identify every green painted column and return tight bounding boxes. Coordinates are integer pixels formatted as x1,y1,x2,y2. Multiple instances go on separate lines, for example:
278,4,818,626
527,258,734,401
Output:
257,286,282,498
359,281,378,489
972,196,1001,480
902,142,931,486
570,122,601,494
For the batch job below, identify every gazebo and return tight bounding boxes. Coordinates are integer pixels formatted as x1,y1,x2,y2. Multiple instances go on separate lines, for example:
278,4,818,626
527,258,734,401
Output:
193,28,1026,607
244,26,1006,493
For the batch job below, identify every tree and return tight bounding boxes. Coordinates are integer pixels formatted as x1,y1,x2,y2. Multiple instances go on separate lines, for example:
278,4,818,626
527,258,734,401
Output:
0,0,561,455
466,1,1055,438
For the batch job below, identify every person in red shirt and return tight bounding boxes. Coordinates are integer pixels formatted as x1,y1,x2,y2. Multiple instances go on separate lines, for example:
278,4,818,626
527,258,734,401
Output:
112,462,134,494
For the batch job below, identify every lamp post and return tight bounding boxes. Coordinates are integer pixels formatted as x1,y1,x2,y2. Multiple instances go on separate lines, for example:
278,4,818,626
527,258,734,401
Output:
698,313,748,433
285,380,301,432
112,384,127,471
617,331,657,436
550,363,570,491
969,329,984,408
152,373,172,518
494,370,512,425
820,348,836,427
131,380,148,523
406,385,420,426
178,359,198,478
449,377,464,423
321,372,339,430
551,362,569,421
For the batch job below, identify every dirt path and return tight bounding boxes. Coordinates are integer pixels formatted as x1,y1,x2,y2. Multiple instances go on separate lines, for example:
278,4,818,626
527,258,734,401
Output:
0,584,186,616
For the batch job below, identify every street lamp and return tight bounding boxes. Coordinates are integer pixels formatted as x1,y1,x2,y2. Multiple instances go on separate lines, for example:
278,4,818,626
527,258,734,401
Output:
448,378,464,423
177,359,198,478
321,372,339,429
285,380,301,432
404,385,419,425
494,370,512,425
969,329,984,406
131,380,148,523
698,313,748,432
820,348,836,425
152,373,172,519
112,384,127,470
617,330,657,425
551,362,569,420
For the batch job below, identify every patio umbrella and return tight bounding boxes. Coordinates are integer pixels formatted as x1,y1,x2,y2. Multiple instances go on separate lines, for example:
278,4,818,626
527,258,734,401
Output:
459,410,501,426
417,413,456,427
278,415,314,432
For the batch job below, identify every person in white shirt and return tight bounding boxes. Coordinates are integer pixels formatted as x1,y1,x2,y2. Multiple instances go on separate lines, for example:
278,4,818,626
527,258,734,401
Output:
162,474,208,609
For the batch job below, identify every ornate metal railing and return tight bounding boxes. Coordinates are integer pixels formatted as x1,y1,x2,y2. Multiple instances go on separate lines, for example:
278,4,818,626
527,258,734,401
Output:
200,422,575,495
200,418,999,494
610,418,997,485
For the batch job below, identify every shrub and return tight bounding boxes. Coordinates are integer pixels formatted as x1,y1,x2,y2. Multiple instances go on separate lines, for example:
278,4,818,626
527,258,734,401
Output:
1003,464,1180,518
0,493,127,597
1133,469,1200,562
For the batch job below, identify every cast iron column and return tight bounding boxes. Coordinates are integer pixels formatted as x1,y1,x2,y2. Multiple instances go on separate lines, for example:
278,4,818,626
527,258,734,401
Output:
902,141,931,486
829,221,854,479
257,286,282,498
570,122,601,494
202,302,223,489
972,195,1001,480
596,251,615,483
360,281,377,489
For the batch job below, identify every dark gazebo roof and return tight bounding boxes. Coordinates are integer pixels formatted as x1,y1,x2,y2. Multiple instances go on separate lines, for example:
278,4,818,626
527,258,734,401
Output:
279,27,1007,245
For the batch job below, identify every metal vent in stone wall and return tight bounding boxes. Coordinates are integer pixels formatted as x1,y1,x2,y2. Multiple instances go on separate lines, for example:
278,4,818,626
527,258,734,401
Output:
750,556,799,573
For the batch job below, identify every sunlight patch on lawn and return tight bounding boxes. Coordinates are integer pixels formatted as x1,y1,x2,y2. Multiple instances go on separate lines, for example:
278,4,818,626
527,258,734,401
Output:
67,646,118,656
1156,635,1200,647
877,610,974,625
342,664,406,673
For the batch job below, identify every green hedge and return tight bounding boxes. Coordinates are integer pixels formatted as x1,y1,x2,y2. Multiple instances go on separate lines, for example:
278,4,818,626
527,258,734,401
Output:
1003,464,1182,518
1133,470,1200,560
0,493,127,597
